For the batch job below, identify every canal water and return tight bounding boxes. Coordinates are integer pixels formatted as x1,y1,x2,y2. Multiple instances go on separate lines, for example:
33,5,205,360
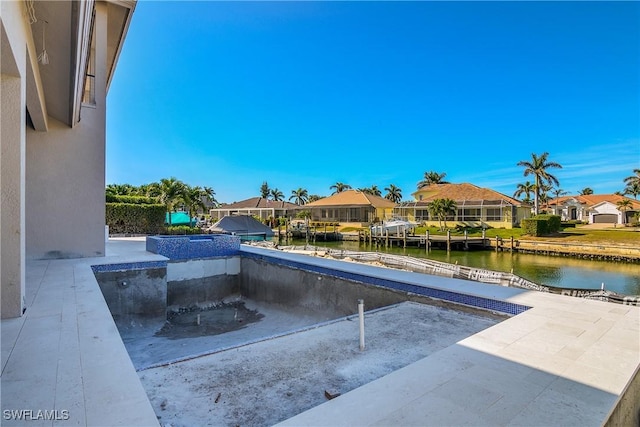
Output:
287,239,640,296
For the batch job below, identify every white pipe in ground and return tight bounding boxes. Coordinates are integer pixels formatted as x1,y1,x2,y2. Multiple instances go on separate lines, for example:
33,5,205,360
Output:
358,299,365,351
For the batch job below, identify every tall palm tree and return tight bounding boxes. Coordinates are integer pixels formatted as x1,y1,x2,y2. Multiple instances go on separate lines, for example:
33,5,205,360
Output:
183,185,206,221
552,188,567,216
428,198,457,231
202,186,218,207
578,187,594,196
623,169,640,187
384,184,402,203
417,171,448,189
513,181,535,204
360,185,381,197
330,182,352,194
616,199,633,225
159,177,185,225
260,181,270,199
517,152,562,215
624,181,640,199
269,188,284,202
289,188,309,205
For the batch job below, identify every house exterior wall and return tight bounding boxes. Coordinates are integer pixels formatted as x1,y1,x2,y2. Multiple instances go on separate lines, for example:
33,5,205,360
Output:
1,1,30,318
25,3,108,260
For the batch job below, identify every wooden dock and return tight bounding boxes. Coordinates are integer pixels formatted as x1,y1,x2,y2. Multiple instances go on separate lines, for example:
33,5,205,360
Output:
361,230,489,251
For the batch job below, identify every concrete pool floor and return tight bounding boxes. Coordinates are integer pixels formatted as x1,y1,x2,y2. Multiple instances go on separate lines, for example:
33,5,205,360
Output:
139,302,499,427
1,238,638,426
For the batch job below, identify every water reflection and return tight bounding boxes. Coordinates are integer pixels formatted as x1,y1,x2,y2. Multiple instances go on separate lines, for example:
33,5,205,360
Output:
289,240,640,295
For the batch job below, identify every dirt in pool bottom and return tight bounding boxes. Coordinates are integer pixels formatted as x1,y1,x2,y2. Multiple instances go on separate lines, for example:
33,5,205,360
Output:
155,302,265,339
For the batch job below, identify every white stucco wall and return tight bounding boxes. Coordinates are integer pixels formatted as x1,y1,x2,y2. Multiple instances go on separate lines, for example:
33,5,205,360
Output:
25,3,108,260
1,1,28,318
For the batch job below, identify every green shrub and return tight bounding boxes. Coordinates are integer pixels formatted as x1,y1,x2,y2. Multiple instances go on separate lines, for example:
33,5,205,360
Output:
164,225,201,235
522,215,561,236
106,203,165,234
106,194,158,204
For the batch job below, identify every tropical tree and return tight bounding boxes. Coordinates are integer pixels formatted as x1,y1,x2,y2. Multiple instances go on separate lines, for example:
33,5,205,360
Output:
623,169,640,187
106,183,136,196
159,177,186,225
359,185,382,197
579,187,594,196
624,181,640,199
202,186,218,207
289,188,309,206
513,181,535,204
269,188,284,201
260,181,270,199
182,185,207,221
617,199,633,225
330,182,352,194
428,198,457,231
417,171,448,189
308,194,322,203
384,184,402,203
517,152,562,215
551,188,567,216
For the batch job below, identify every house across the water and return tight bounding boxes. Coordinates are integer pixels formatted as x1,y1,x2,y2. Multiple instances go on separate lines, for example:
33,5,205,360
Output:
396,183,531,229
304,190,396,227
546,194,640,225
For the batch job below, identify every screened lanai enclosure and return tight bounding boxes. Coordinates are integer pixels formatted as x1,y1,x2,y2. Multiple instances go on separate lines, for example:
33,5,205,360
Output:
394,199,527,229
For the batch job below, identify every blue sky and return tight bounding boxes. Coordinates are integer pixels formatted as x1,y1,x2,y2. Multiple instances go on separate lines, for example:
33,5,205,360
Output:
106,1,639,203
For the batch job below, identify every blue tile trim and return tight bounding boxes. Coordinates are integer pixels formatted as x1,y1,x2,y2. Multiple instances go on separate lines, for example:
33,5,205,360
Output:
242,252,530,316
91,260,167,274
146,234,240,260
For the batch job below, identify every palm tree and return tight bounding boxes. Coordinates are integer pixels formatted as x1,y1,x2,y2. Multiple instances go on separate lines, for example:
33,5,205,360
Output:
551,188,567,216
289,188,309,206
513,181,535,204
623,169,640,187
183,185,206,221
428,198,457,231
330,182,352,194
617,199,633,225
260,181,270,199
269,188,284,202
159,177,185,225
579,187,594,196
517,152,562,215
106,183,136,196
624,181,640,199
360,185,382,197
384,184,402,203
202,186,218,207
417,171,448,189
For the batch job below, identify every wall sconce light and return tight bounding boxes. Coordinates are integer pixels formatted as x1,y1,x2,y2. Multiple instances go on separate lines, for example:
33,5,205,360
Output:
37,20,49,65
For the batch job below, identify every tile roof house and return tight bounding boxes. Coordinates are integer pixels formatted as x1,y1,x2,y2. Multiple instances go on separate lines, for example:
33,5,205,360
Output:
210,197,299,222
546,194,640,224
304,190,396,225
396,183,531,229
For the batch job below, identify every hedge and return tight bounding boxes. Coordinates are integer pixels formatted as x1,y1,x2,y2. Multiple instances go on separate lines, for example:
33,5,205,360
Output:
106,194,158,204
164,225,202,235
521,215,561,236
106,203,165,234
